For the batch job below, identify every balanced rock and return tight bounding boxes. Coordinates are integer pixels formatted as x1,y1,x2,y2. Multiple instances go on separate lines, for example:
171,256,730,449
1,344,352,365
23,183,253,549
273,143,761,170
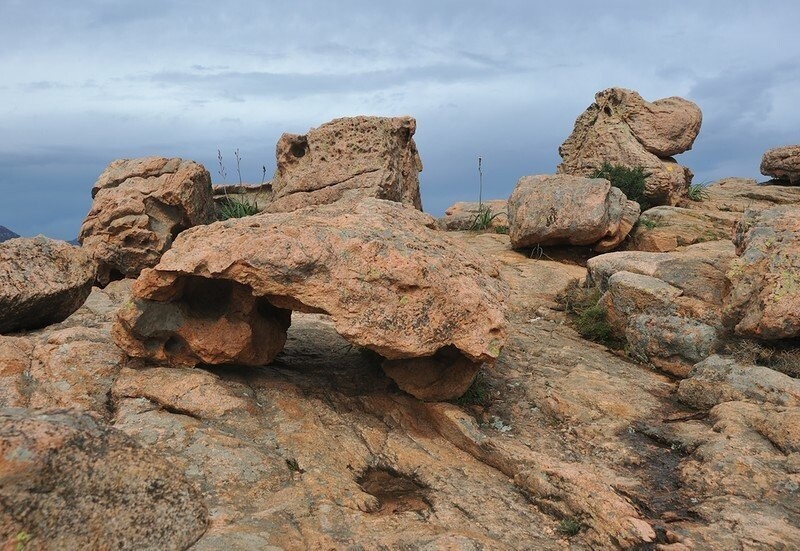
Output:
761,145,800,184
724,205,800,339
79,157,216,285
0,408,207,549
266,116,423,213
558,88,701,205
114,198,508,400
439,200,508,231
507,174,639,251
0,237,95,334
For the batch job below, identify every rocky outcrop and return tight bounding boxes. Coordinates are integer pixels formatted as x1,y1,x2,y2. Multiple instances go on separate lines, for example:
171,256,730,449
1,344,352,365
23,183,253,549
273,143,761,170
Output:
761,145,800,184
724,205,800,340
0,408,207,549
0,237,95,334
589,241,735,376
266,116,423,213
684,177,800,213
507,174,639,251
558,88,701,205
114,198,508,401
626,205,738,252
79,157,216,285
439,200,508,231
0,225,18,243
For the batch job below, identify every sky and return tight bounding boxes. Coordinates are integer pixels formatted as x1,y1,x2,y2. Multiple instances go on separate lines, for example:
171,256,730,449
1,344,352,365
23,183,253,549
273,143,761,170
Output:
1,0,799,240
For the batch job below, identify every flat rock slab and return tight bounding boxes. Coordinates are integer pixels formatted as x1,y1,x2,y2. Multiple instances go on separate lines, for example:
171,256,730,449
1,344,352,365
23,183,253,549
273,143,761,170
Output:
114,198,508,401
0,237,95,334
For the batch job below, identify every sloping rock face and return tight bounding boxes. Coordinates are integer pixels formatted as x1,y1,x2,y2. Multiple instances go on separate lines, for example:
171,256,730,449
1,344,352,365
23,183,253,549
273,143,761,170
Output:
114,198,508,400
507,174,639,251
724,205,800,339
0,225,18,243
627,205,738,252
558,88,701,206
79,157,216,285
439,199,508,230
266,116,423,213
684,177,800,213
0,237,95,334
589,241,735,376
761,145,800,184
0,408,207,550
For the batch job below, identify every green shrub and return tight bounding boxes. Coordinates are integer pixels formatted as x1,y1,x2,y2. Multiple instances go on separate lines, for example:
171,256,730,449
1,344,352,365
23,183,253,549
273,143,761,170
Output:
590,162,651,209
452,370,491,407
470,204,503,231
557,518,582,537
687,182,710,202
217,195,259,220
637,217,660,230
557,279,619,347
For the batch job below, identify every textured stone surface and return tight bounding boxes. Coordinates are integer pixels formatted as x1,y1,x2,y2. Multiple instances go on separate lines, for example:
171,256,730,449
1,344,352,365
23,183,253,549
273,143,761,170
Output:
0,408,207,550
79,157,216,284
507,174,638,250
439,199,508,230
0,237,95,334
724,205,800,339
761,145,800,184
266,116,423,213
684,177,800,213
626,314,718,378
627,205,737,252
114,198,508,400
558,88,701,205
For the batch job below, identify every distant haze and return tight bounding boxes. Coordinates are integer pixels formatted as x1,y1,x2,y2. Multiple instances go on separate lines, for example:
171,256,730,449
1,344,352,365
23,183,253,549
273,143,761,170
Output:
1,0,798,240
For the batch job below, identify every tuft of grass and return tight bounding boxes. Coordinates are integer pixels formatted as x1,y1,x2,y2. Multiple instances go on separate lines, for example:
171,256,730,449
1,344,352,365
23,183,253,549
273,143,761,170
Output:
557,518,582,537
591,162,651,210
726,340,800,378
637,217,661,230
217,195,260,220
687,182,710,202
494,225,509,235
452,370,491,407
15,531,32,551
470,204,503,231
557,279,620,347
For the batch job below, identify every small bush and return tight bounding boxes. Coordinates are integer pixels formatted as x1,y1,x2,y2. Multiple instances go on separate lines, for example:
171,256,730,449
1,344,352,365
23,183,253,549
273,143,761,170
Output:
217,195,259,220
452,370,491,407
687,182,710,202
637,217,660,230
590,162,651,210
557,518,582,537
557,279,619,346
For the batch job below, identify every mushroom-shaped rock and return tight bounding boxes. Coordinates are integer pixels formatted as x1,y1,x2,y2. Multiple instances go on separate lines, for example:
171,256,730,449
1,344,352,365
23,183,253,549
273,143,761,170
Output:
0,237,95,333
761,145,800,184
113,198,508,401
558,88,701,205
266,116,423,213
724,205,800,339
79,157,216,285
507,174,639,251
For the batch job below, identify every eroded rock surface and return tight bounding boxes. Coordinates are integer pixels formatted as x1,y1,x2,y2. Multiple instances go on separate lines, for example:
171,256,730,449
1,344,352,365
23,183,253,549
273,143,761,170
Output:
761,145,800,184
724,205,800,340
439,199,508,230
558,88,701,205
79,157,216,285
627,205,737,252
0,237,95,334
507,174,639,251
267,116,423,213
114,198,508,400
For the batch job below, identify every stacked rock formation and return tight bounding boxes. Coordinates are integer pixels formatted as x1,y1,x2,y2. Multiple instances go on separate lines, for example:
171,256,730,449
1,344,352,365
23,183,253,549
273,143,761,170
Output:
507,174,640,252
761,145,800,184
266,116,423,213
0,237,95,333
79,157,217,285
113,198,508,401
558,88,702,205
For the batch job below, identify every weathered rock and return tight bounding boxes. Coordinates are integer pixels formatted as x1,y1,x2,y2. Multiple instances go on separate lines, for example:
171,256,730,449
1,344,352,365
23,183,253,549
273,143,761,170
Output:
558,88,701,205
724,205,800,339
438,200,508,230
594,198,641,253
0,408,207,550
761,145,800,184
266,116,423,213
684,177,800,213
0,237,95,334
79,157,216,285
114,198,508,400
507,174,639,250
212,182,272,212
626,314,718,378
627,206,737,252
678,355,800,410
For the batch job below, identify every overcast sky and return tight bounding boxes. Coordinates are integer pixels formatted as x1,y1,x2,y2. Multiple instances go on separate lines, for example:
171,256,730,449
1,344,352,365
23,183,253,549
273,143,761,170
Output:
1,0,798,239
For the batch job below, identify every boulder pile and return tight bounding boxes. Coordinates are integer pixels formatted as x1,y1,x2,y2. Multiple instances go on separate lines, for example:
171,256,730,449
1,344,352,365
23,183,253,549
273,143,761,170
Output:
558,88,701,205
